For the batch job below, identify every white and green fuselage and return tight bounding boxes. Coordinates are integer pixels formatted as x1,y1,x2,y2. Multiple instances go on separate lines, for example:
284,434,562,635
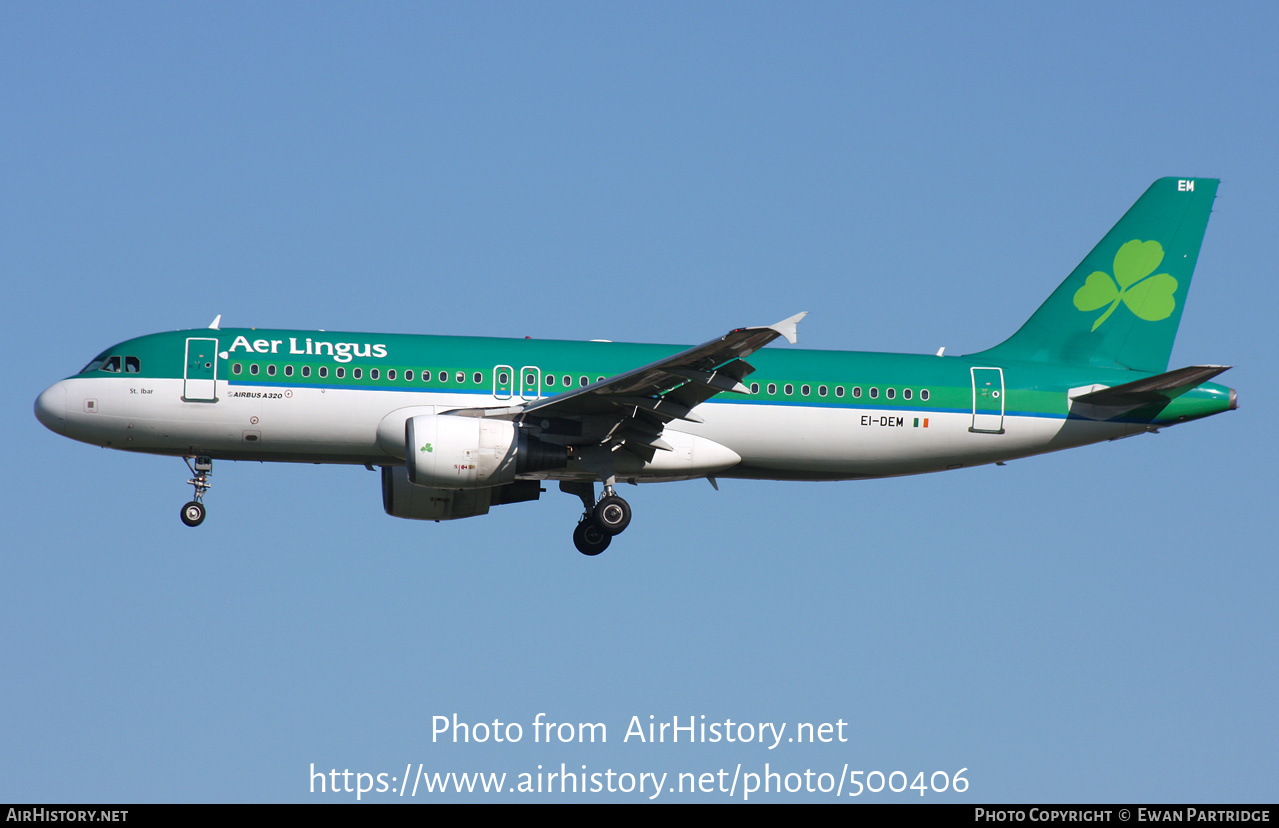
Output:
33,178,1237,546
36,325,1233,479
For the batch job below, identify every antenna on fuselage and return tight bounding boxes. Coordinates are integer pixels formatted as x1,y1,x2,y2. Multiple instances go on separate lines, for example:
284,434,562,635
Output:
208,315,222,330
935,346,945,357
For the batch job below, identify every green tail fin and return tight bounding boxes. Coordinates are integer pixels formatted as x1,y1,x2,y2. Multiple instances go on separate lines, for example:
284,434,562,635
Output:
974,177,1218,373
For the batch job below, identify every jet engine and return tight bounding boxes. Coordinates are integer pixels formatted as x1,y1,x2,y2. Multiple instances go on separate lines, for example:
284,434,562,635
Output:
381,466,542,521
405,413,567,489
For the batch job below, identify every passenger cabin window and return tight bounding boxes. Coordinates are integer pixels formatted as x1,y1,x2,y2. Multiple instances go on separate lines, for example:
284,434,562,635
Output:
404,370,413,381
456,371,464,383
250,364,259,376
233,363,243,375
318,366,328,378
352,368,362,379
267,364,277,376
903,388,912,400
835,386,845,397
370,368,379,380
335,367,345,379
302,366,311,378
284,365,293,377
921,389,930,401
869,387,878,399
473,372,482,384
852,387,862,398
886,387,895,399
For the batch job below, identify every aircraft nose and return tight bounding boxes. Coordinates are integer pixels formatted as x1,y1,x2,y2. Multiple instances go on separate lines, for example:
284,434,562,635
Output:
34,382,67,435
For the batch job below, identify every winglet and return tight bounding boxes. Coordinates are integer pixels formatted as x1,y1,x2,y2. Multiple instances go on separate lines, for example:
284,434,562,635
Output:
208,315,222,330
769,312,807,345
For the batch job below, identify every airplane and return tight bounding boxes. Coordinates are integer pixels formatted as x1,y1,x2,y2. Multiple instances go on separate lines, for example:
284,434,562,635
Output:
34,177,1236,555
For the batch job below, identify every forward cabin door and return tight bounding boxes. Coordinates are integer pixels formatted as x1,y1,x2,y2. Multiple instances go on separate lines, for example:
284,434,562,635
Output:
970,367,1004,433
183,337,219,402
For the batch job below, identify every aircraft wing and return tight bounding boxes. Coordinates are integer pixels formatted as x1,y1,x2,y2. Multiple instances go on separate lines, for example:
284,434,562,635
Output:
449,312,806,461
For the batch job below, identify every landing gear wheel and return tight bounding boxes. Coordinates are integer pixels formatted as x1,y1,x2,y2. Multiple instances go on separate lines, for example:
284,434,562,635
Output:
180,501,206,527
592,495,631,536
181,457,213,527
573,520,611,556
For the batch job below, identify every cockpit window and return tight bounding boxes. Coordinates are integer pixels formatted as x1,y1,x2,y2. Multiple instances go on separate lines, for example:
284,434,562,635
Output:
80,351,111,373
79,351,140,374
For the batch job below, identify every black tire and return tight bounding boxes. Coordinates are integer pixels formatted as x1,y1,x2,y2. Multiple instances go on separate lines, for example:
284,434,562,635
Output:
592,495,631,535
573,520,611,556
180,501,206,527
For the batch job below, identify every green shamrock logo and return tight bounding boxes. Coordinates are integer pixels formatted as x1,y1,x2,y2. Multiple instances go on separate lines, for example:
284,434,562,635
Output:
1073,239,1178,331
420,443,433,453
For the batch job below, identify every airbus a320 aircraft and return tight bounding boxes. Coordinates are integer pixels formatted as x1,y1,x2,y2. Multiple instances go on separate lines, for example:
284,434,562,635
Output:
35,178,1235,555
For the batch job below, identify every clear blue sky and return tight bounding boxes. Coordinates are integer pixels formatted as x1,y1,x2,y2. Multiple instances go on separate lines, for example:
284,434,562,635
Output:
3,2,1275,802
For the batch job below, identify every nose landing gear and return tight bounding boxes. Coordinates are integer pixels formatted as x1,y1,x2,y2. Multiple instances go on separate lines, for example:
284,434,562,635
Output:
562,480,632,556
180,456,212,527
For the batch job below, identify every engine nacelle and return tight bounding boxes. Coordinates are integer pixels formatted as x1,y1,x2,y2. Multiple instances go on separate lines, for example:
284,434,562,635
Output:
381,466,542,521
405,413,566,489
382,466,491,520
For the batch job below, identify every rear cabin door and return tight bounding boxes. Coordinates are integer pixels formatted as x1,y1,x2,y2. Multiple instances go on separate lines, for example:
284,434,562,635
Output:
970,367,1004,433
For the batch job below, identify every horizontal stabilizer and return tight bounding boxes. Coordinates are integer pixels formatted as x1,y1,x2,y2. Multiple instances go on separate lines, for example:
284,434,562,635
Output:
1070,365,1230,407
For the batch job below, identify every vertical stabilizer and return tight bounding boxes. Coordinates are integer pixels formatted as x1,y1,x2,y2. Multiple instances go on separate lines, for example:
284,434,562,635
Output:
974,178,1218,372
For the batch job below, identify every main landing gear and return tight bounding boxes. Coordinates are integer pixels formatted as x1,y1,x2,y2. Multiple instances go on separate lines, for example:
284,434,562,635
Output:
572,520,611,556
562,481,632,556
180,456,212,527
